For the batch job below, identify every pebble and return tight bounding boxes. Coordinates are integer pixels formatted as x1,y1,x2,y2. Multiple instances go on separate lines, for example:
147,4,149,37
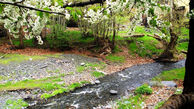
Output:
110,90,118,95
80,63,85,66
95,80,100,84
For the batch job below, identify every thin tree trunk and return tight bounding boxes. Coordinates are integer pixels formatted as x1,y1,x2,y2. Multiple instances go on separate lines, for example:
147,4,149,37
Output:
112,16,116,49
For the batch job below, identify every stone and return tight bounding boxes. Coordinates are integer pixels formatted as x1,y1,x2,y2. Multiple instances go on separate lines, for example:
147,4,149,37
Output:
161,81,177,87
95,80,100,84
110,90,118,95
148,81,163,87
80,63,85,66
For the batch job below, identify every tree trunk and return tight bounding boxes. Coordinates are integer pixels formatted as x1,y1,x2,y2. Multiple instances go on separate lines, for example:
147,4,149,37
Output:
155,28,178,62
111,16,116,50
19,27,24,49
183,0,194,94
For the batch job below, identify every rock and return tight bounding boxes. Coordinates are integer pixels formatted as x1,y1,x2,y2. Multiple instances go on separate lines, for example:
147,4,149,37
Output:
110,90,118,95
161,81,177,87
80,63,85,66
95,80,100,84
149,81,163,87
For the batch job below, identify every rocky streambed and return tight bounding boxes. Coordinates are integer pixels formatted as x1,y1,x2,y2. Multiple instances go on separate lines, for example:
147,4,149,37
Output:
28,60,185,109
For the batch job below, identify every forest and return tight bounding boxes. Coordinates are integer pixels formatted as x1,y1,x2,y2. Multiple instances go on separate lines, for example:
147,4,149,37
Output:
0,0,193,109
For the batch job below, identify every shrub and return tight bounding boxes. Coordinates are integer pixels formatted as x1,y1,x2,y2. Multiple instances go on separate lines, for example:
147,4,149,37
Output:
135,84,153,95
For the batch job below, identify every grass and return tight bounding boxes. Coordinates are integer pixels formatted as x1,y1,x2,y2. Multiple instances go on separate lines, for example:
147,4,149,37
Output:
0,54,47,65
128,35,163,57
4,99,29,109
92,71,105,78
177,42,188,51
152,67,185,81
106,55,125,63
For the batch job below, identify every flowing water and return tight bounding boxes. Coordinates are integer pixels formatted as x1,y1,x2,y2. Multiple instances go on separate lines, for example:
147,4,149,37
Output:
28,60,185,109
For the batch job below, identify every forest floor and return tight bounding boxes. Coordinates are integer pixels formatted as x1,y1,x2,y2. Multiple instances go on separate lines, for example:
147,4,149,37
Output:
0,43,184,108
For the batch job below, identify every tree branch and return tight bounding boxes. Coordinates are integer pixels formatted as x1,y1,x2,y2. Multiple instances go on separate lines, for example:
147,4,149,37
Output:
63,0,106,8
0,1,66,16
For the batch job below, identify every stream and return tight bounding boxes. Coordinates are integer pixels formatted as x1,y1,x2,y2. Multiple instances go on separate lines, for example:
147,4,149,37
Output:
28,60,185,109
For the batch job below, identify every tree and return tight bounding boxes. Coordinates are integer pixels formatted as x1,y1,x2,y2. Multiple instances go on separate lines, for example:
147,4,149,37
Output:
159,0,194,108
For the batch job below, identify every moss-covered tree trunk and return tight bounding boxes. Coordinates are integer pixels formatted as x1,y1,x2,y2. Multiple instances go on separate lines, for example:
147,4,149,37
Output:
156,28,178,62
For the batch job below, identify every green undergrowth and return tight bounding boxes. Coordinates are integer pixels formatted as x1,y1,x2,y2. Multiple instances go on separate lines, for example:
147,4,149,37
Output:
128,35,163,57
41,81,90,99
4,99,29,109
152,67,185,81
106,55,125,63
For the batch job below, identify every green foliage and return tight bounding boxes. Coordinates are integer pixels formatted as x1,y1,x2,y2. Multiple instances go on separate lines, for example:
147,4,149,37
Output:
4,99,29,109
106,55,125,63
152,67,185,81
128,36,163,57
116,94,145,109
92,71,105,78
135,84,153,95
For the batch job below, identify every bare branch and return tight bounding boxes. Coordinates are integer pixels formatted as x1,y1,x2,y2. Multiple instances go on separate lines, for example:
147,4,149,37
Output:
0,1,66,16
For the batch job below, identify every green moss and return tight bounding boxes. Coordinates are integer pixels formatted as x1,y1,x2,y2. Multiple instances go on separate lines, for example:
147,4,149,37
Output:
0,54,47,65
0,75,64,91
4,99,29,109
41,81,89,99
76,66,86,73
106,55,125,63
92,71,105,78
135,84,153,95
152,67,185,81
